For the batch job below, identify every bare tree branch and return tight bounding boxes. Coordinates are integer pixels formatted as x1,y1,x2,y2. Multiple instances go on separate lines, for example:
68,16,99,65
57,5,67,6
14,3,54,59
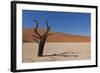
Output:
33,20,42,37
32,34,40,39
46,18,49,29
44,18,52,36
46,33,53,38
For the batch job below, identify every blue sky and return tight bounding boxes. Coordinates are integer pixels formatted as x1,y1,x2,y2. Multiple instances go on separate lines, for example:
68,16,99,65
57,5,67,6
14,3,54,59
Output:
22,10,91,36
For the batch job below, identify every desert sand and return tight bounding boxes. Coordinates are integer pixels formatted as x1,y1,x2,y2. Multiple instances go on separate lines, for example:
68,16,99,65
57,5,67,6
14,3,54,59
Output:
22,42,90,63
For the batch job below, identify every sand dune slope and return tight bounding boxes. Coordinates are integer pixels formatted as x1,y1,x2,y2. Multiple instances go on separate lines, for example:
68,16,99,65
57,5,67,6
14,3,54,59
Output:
23,29,90,42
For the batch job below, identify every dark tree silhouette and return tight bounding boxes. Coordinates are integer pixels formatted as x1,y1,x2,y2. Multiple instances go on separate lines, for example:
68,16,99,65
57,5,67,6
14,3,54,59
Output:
32,19,53,57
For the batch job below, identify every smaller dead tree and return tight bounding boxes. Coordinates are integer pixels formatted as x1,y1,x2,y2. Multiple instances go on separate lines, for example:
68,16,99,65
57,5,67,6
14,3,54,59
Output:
32,19,52,57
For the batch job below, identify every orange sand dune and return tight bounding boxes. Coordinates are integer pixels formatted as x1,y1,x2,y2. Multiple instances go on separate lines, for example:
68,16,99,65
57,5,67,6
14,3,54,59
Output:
23,28,90,42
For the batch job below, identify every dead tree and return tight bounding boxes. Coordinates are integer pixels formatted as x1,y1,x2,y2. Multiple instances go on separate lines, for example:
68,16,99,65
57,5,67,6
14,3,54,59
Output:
32,19,52,57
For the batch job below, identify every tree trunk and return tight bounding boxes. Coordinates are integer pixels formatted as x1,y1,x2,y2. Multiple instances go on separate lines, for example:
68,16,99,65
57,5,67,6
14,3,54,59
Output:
38,37,46,56
33,19,52,57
